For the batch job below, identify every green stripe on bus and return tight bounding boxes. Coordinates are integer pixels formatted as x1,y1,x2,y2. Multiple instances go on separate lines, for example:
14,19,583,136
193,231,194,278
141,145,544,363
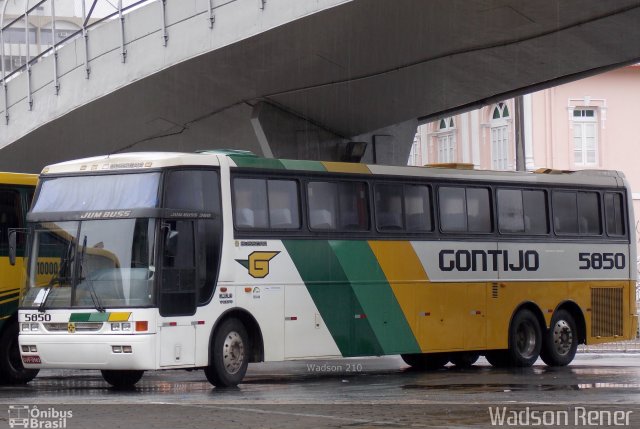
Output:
88,313,110,322
229,156,285,170
329,241,421,354
280,159,326,172
283,239,383,357
69,313,91,322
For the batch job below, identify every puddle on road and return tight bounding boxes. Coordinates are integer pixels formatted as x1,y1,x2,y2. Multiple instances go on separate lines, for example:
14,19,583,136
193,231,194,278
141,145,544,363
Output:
404,382,640,392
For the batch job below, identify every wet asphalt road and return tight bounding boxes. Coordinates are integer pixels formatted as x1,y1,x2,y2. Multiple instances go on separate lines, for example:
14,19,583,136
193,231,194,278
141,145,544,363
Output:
0,354,639,428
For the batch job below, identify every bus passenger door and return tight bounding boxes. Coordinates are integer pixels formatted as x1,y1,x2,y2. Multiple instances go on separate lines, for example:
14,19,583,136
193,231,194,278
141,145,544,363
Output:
158,220,196,367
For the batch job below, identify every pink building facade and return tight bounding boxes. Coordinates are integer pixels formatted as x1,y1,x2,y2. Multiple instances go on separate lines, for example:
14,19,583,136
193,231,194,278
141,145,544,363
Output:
409,65,640,220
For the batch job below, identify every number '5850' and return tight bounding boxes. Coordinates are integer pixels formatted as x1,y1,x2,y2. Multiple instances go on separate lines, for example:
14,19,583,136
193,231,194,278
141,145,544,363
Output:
578,252,625,270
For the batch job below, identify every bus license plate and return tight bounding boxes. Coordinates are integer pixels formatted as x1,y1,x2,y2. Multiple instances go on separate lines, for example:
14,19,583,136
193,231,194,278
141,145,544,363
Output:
22,356,41,364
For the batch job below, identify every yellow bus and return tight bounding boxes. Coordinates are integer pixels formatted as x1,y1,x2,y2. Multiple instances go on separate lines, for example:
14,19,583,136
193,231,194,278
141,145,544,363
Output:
0,172,38,384
15,152,637,387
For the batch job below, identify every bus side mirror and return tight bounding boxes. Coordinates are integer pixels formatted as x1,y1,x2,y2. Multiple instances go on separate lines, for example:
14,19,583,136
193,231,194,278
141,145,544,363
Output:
8,230,16,266
165,230,179,257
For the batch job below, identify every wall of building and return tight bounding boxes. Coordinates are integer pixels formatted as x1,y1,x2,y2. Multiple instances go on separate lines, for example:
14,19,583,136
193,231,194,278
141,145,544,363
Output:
411,65,640,229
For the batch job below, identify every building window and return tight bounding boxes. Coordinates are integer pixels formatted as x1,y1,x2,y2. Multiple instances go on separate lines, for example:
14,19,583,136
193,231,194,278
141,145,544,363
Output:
437,117,456,163
491,102,510,170
572,108,598,166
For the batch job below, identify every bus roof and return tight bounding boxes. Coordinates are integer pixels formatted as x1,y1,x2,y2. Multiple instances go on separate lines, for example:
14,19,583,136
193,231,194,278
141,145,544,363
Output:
41,151,625,188
0,172,38,186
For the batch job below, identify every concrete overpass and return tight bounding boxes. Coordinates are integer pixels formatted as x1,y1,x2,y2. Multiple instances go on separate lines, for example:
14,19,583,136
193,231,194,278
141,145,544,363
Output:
1,0,640,172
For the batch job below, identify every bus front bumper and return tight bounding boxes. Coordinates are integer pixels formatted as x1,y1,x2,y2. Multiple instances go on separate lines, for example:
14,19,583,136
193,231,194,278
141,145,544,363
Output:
18,334,157,370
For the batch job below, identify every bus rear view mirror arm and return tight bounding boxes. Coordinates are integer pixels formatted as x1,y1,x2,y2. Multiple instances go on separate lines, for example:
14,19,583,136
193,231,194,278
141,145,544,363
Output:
164,229,179,258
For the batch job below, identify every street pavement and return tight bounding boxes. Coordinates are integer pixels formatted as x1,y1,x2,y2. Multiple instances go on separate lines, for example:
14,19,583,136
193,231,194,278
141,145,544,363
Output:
0,354,639,428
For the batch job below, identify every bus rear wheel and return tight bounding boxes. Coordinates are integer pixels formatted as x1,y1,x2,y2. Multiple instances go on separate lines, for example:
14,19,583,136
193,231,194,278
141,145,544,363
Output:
205,318,249,387
101,370,144,388
484,351,511,368
508,309,542,367
540,309,578,367
401,353,449,370
450,352,480,368
0,321,39,385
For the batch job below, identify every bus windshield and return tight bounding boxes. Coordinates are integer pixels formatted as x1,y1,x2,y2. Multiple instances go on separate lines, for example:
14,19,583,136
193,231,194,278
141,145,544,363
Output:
21,218,156,309
32,172,160,213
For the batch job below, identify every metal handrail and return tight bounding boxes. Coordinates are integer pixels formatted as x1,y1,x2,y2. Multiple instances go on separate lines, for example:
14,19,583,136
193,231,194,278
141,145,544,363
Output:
0,0,246,122
0,0,153,83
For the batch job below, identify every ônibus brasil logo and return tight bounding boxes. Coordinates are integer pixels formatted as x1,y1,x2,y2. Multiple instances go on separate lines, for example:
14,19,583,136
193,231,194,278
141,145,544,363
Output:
8,405,72,428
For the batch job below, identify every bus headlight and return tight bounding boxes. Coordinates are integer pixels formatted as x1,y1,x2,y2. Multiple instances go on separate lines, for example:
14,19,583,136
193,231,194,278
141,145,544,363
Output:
121,323,132,332
21,323,39,332
110,323,120,331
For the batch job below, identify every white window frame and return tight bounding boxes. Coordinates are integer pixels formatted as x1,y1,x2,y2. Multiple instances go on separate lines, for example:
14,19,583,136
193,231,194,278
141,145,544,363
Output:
490,103,511,170
572,108,598,167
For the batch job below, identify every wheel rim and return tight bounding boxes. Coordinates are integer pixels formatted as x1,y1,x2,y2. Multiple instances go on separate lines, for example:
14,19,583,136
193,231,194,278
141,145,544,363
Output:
222,331,245,375
552,320,573,356
516,320,537,358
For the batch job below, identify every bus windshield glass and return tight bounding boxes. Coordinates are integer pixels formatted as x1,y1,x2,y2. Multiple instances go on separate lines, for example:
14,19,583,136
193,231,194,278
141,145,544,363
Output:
21,218,156,309
32,172,160,213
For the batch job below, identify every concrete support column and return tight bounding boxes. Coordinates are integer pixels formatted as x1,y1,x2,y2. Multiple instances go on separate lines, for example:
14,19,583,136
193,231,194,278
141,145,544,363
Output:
251,101,418,166
251,101,346,161
354,119,419,166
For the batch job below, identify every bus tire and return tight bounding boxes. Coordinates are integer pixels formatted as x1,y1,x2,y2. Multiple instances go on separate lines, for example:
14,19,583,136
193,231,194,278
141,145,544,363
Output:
485,351,511,368
540,309,578,367
0,321,39,385
205,318,249,387
401,353,449,370
101,370,144,388
450,352,480,368
508,308,542,367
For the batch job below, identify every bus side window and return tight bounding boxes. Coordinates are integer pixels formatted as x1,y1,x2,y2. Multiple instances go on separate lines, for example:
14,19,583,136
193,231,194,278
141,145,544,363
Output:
439,187,466,232
404,185,432,232
375,184,403,231
552,191,578,234
522,190,548,234
308,182,338,230
577,192,601,235
604,192,625,236
0,189,22,250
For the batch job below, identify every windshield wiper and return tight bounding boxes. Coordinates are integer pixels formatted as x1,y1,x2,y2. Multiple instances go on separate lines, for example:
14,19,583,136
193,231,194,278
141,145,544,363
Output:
38,239,75,313
77,235,105,313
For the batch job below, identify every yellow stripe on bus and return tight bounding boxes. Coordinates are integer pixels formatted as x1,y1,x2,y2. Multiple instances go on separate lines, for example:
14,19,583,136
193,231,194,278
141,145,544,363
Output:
321,162,371,174
107,312,131,322
368,240,429,349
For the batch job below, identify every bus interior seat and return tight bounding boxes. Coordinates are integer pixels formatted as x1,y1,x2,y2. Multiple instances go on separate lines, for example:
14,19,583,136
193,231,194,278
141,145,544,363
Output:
236,208,255,228
310,209,334,229
270,208,293,228
377,212,403,230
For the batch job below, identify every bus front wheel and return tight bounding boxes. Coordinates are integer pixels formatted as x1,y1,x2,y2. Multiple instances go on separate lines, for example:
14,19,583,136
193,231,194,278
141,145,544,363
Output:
450,352,480,368
540,310,578,367
507,309,542,367
205,318,249,387
101,370,144,388
401,353,449,370
0,321,39,385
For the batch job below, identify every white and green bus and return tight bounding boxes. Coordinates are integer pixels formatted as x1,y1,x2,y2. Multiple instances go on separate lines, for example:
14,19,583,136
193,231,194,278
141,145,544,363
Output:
16,151,637,388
